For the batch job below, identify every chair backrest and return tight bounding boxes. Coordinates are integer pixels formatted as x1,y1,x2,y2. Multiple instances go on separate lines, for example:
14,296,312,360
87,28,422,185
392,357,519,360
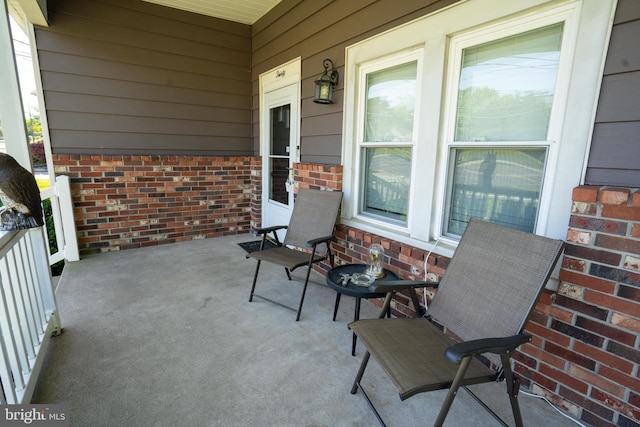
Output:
428,219,564,347
283,189,343,253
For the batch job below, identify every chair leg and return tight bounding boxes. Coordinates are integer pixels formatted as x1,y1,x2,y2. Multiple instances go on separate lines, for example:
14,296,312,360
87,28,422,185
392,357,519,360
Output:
434,356,472,427
285,267,292,280
295,264,314,321
249,260,261,302
501,353,524,427
351,350,371,394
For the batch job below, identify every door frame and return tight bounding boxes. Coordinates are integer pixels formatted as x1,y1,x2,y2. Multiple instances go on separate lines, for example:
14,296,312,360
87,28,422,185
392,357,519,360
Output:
259,57,302,230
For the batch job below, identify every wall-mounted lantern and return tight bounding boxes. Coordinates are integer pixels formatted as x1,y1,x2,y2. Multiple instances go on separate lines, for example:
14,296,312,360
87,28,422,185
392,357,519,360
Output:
313,59,339,104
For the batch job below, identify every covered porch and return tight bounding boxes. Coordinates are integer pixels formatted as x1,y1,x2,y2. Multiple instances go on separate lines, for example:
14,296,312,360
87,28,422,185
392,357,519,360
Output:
32,234,574,426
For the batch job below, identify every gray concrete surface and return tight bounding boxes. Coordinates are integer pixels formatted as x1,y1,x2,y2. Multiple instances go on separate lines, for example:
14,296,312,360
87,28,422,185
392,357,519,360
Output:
32,235,581,426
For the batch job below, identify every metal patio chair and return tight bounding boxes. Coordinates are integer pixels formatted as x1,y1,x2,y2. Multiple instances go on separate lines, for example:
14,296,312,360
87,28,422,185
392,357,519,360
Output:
248,188,343,321
349,219,565,426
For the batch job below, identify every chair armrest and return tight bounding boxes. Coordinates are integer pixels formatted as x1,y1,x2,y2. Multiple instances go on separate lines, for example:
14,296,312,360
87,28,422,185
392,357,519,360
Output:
306,235,335,248
370,280,439,293
255,225,288,235
370,281,438,318
444,333,532,364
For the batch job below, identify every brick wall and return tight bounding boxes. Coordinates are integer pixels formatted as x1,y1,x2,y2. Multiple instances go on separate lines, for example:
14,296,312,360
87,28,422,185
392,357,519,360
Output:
54,154,260,254
514,186,640,427
293,162,342,191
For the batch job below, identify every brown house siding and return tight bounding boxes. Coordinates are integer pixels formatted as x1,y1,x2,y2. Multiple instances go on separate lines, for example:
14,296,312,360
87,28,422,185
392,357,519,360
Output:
36,0,252,155
586,0,640,187
250,0,461,165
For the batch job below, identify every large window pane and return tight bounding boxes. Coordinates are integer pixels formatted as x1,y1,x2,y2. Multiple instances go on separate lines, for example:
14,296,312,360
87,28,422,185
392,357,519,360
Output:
365,62,417,142
362,147,412,223
455,23,563,142
446,148,546,236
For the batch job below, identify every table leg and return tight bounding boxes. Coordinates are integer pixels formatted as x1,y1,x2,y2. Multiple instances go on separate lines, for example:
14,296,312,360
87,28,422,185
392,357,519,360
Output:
333,292,341,321
352,297,362,356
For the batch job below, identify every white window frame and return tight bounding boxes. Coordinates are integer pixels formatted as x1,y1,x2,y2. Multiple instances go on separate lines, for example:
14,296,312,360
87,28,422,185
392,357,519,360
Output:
353,49,423,232
341,0,616,256
439,13,571,239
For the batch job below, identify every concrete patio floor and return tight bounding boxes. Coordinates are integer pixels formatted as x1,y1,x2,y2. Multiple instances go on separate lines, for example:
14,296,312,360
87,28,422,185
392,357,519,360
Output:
32,235,581,427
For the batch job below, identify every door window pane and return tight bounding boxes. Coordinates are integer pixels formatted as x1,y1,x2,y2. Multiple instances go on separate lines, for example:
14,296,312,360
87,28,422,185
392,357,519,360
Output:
362,147,412,223
455,23,563,142
269,158,289,205
270,105,290,155
269,104,290,205
446,148,546,236
365,62,417,142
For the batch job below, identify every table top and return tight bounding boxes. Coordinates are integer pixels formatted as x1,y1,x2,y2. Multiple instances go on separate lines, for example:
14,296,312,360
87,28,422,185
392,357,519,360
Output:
326,264,399,298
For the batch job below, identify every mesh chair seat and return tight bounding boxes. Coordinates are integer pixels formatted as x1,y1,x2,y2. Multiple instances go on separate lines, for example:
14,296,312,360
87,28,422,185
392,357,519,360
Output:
350,318,496,400
249,246,325,271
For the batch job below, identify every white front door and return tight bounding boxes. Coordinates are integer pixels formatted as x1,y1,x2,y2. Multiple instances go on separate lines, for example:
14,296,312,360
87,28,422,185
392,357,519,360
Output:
260,59,301,241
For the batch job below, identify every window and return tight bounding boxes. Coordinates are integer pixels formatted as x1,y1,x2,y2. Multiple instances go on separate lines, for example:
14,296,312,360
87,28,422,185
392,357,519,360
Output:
360,60,418,225
444,23,563,237
342,0,616,249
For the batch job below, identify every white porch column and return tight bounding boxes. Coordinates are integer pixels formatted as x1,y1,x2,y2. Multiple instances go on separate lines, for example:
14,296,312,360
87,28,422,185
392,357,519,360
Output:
0,0,31,170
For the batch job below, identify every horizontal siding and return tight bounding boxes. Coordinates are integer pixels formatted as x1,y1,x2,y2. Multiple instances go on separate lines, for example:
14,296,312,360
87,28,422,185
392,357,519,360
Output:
585,0,640,186
251,0,460,165
49,131,249,155
36,0,252,155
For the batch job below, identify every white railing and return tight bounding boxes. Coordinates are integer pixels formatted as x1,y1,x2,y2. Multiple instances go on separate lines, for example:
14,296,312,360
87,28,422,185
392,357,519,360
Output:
0,228,61,404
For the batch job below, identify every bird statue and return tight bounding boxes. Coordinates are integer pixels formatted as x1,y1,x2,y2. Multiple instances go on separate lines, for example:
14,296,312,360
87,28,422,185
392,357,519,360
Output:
0,153,44,231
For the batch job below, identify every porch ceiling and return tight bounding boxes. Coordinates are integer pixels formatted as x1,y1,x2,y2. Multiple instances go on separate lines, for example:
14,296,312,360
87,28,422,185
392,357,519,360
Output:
142,0,282,24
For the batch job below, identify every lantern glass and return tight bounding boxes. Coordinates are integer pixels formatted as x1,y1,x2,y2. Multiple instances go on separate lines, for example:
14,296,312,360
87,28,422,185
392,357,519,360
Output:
314,79,333,104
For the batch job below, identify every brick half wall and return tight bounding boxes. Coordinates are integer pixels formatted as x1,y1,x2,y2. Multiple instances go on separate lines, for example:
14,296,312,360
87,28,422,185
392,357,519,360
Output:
54,154,260,254
515,186,640,427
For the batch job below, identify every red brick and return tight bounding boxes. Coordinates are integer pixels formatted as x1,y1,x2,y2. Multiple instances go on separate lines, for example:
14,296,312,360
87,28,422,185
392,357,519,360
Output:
599,188,630,205
559,269,616,294
554,294,608,320
584,289,640,319
525,322,571,347
599,365,640,392
632,191,640,207
514,363,558,392
573,186,600,203
521,343,565,369
564,244,621,266
567,229,592,244
590,389,640,422
573,341,634,374
535,303,574,323
539,363,589,394
561,256,587,272
568,364,626,398
575,316,636,346
595,234,640,255
601,205,640,221
611,312,640,334
545,341,597,370
630,392,640,409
